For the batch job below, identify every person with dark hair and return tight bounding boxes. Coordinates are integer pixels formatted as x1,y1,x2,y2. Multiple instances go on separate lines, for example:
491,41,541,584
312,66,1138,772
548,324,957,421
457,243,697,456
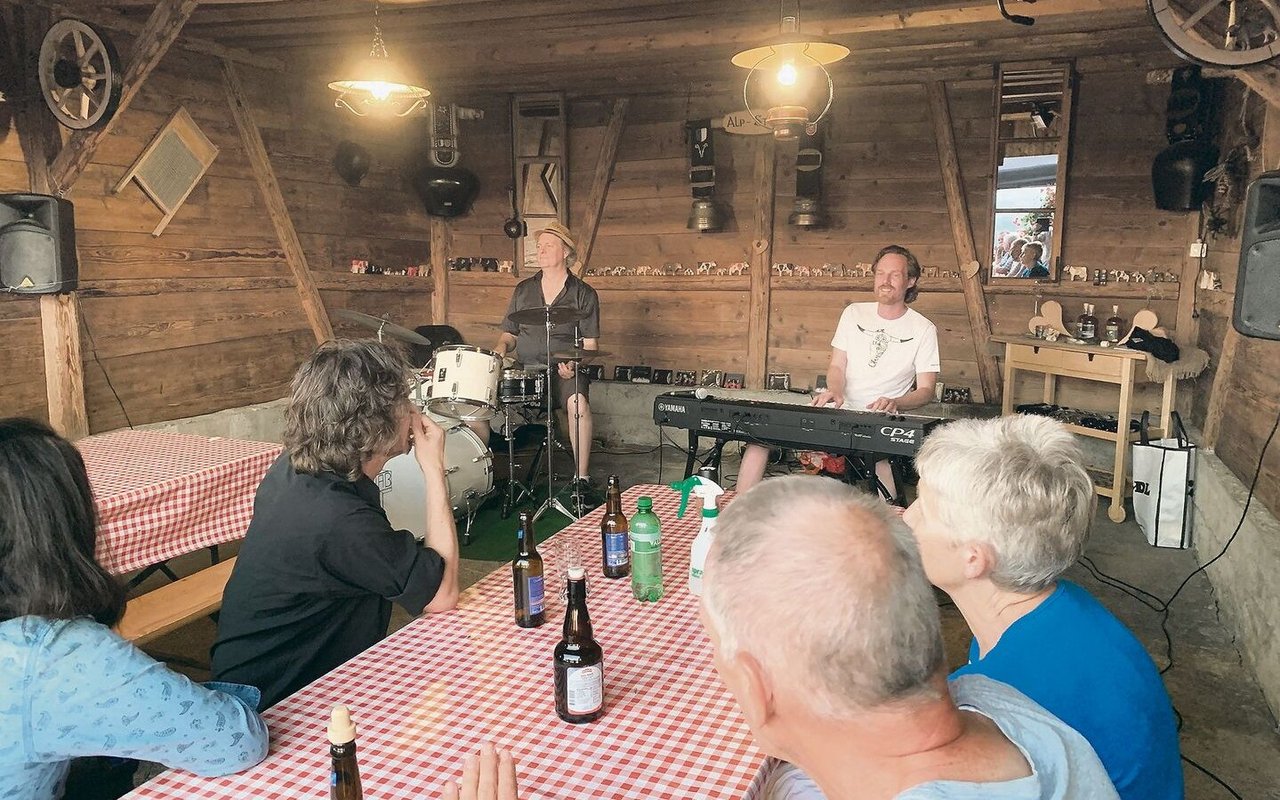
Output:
737,245,940,493
211,339,460,709
0,418,269,800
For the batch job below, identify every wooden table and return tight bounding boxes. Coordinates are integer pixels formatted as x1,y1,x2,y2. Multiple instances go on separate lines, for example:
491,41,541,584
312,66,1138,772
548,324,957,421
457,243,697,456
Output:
992,335,1176,523
124,485,768,800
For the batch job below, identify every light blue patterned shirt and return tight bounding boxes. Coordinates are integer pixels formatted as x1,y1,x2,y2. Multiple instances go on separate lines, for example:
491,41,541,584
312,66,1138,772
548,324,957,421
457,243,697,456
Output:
0,617,269,800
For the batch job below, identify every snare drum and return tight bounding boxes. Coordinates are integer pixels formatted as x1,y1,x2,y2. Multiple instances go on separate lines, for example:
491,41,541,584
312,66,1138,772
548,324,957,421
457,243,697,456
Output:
376,421,494,540
498,366,547,405
423,345,501,421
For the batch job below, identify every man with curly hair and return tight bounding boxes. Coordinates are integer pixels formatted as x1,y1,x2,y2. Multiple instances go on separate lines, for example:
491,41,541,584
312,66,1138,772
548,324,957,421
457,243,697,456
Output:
212,339,460,708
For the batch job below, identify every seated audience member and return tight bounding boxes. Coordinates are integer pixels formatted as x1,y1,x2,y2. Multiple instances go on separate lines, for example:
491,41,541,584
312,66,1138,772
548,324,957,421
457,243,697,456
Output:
703,476,1119,800
906,415,1182,800
997,237,1027,276
0,419,269,800
212,339,460,708
1016,241,1050,278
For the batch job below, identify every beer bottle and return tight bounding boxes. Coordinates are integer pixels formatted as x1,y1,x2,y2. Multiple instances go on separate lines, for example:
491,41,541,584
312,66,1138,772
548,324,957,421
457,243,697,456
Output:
554,567,605,724
600,475,630,578
328,705,363,800
512,510,545,628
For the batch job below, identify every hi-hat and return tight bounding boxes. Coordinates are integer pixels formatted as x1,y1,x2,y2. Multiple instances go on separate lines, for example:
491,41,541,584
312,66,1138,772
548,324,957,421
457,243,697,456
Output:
551,349,611,360
507,306,585,326
334,309,432,346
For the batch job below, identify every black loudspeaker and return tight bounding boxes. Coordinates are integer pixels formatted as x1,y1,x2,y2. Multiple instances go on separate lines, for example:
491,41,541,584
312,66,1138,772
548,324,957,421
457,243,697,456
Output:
1165,66,1216,144
1234,171,1280,341
0,194,78,293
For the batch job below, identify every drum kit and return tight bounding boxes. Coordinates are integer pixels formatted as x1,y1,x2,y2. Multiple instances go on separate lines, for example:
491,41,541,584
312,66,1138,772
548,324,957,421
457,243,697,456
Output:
335,305,608,543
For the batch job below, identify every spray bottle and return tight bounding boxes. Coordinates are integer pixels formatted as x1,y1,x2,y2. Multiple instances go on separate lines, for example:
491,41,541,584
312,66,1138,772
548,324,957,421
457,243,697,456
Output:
671,475,725,597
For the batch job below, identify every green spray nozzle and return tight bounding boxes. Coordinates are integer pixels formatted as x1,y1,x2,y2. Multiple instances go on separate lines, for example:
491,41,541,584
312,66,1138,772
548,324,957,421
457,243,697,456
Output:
669,475,725,518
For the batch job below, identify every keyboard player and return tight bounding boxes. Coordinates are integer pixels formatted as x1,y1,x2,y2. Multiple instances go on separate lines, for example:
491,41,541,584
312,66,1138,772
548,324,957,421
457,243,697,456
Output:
737,245,940,494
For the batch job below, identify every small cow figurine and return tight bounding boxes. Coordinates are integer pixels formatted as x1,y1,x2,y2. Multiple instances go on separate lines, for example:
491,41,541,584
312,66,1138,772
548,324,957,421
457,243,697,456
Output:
697,263,712,275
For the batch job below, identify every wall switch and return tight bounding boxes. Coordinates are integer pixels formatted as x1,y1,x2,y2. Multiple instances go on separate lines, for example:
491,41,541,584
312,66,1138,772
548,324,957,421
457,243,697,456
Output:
1189,239,1208,258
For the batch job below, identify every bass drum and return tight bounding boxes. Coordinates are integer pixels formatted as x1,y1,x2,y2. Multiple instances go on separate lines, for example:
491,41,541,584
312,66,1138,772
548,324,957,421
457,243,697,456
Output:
377,420,493,540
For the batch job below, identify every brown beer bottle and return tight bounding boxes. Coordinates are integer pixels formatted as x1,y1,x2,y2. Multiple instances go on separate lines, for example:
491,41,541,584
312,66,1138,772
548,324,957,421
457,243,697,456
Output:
512,510,546,628
328,705,363,800
600,475,630,578
553,567,605,723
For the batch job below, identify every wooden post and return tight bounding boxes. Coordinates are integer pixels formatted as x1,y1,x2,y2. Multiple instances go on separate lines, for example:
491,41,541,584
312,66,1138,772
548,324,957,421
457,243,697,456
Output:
49,0,200,194
222,60,333,345
574,98,629,277
927,81,1001,405
430,216,451,325
747,138,776,390
1202,324,1240,451
40,293,89,439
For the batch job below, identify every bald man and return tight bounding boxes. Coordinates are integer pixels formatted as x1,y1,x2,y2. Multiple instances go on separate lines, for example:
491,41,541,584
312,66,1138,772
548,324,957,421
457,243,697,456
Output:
702,477,1119,800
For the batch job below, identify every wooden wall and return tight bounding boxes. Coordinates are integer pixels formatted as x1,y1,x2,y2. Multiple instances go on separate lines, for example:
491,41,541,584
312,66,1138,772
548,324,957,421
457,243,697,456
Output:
445,57,1191,416
1,39,434,431
1187,85,1280,521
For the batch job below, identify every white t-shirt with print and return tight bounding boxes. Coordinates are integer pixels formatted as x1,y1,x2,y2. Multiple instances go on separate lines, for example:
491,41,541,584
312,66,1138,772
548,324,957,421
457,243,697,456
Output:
830,302,940,410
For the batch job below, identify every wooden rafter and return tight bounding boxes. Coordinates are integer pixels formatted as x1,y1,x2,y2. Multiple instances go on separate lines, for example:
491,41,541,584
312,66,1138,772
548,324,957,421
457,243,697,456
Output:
431,217,451,325
221,59,334,345
0,0,284,70
48,0,201,194
574,97,629,278
926,81,1001,405
747,138,776,390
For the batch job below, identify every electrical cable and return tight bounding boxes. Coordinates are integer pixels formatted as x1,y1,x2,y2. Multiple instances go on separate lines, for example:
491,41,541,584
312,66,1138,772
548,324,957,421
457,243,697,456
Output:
80,312,133,429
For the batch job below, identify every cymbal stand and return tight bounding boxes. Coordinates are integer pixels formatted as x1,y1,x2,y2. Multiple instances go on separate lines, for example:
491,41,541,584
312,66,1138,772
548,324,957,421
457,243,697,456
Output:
500,402,537,518
547,323,587,514
533,307,579,523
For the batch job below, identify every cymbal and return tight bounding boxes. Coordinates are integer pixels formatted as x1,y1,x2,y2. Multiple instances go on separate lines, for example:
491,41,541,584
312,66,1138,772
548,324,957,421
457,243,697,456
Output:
333,309,432,347
551,349,611,360
507,306,585,326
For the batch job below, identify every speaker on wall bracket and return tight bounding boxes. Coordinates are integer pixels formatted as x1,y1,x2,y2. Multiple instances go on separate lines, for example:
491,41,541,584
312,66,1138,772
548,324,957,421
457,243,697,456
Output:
0,193,78,294
1234,171,1280,341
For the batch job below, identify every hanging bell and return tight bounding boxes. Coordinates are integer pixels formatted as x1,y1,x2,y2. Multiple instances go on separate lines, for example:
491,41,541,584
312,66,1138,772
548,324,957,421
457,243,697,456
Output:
687,199,725,232
788,196,825,228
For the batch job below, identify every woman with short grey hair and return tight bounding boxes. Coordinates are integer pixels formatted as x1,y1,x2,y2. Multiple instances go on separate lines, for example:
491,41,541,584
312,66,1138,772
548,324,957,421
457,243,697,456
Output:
905,415,1182,800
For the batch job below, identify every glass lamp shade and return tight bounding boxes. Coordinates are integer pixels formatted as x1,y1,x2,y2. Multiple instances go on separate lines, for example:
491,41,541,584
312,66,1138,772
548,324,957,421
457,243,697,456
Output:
329,53,429,116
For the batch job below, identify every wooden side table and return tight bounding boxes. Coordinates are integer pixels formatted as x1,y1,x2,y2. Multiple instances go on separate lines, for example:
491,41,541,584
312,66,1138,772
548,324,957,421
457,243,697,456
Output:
991,335,1177,523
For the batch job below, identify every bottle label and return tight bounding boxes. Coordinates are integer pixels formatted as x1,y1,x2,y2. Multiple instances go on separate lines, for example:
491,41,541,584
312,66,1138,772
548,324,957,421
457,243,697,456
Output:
604,532,629,567
1079,321,1096,339
527,576,544,615
565,663,604,714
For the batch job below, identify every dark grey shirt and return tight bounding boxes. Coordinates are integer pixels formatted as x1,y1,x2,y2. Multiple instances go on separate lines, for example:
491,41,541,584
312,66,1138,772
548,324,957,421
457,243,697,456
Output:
500,270,601,366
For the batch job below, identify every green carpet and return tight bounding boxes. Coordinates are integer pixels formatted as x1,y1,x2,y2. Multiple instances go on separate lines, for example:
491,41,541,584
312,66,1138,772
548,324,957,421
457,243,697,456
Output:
456,485,582,561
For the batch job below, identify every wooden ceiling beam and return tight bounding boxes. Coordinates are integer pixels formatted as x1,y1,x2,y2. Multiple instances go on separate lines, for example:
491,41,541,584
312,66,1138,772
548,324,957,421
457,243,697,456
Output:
48,0,200,195
1,0,285,70
201,0,1143,50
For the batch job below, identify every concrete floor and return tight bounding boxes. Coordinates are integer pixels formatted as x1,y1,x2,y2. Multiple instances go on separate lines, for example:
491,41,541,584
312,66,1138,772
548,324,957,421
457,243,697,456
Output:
137,442,1280,798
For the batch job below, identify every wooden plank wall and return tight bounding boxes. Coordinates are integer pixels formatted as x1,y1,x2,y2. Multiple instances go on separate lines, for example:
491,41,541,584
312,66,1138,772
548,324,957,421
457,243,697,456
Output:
1188,84,1280,521
0,43,434,431
447,61,1192,414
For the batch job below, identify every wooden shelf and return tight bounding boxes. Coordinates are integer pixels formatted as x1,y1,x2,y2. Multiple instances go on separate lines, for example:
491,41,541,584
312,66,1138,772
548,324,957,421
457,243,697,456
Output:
585,275,749,291
314,274,434,292
448,272,520,287
985,282,1179,299
1061,422,1139,442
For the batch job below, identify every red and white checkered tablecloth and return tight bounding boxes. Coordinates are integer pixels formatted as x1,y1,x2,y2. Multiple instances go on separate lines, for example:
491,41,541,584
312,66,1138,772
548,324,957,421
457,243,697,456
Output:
125,485,770,800
79,429,282,575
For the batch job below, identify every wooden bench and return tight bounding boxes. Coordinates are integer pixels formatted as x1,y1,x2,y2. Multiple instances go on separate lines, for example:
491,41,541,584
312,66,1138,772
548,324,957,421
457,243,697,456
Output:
116,557,237,645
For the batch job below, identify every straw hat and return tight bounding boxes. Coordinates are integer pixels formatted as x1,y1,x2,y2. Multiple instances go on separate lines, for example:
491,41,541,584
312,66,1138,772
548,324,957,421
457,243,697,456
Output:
535,221,576,260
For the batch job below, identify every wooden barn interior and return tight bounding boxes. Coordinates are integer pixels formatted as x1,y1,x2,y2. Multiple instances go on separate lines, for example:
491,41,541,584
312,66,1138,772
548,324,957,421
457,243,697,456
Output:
3,0,1280,796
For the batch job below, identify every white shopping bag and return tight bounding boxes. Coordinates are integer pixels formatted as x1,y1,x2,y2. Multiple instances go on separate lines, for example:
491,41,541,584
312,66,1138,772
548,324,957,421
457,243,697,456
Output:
1131,411,1195,549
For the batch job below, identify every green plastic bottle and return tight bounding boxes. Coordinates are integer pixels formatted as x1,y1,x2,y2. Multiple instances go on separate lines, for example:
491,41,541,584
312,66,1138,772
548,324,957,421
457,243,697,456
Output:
629,497,664,602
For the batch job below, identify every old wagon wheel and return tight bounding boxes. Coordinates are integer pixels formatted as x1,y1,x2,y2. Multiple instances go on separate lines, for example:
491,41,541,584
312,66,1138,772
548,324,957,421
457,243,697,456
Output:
38,19,123,130
1149,0,1280,67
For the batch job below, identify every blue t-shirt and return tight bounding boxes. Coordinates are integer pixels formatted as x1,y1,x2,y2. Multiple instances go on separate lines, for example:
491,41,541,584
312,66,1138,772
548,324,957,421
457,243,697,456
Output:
952,581,1182,800
761,675,1118,799
0,617,270,800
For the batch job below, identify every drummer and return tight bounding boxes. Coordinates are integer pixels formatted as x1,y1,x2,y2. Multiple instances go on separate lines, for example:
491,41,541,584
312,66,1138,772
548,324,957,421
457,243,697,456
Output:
487,222,601,504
